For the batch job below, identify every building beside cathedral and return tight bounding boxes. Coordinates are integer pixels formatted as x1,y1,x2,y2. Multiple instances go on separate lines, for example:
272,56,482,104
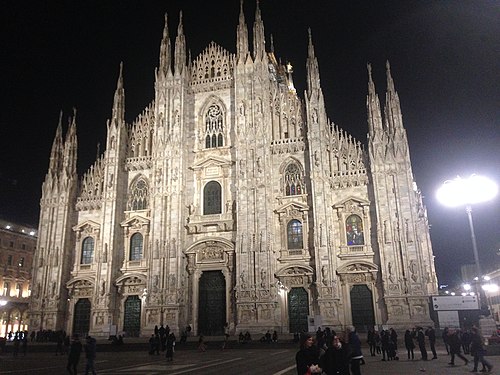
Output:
29,3,438,337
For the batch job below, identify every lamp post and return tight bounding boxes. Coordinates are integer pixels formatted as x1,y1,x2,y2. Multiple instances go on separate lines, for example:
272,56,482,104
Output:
437,174,498,313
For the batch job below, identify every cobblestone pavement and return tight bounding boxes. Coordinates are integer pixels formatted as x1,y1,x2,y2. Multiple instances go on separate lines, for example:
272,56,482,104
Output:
0,342,499,374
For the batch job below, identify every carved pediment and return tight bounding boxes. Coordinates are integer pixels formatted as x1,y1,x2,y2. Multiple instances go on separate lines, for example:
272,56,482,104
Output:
333,196,370,211
337,262,378,274
120,214,150,230
191,156,233,171
275,265,314,278
275,201,309,217
73,220,101,237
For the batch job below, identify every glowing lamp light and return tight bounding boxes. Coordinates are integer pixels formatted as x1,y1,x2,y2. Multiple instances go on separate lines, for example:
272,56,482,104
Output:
0,300,7,307
482,283,499,293
436,175,498,207
463,283,471,291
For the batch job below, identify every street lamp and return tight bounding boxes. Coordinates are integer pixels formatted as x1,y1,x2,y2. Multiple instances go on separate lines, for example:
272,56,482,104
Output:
437,174,498,313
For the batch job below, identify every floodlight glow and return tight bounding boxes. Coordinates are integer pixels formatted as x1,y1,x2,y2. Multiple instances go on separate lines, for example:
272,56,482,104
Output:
482,283,499,293
436,175,498,207
484,276,491,281
0,300,7,306
463,283,471,291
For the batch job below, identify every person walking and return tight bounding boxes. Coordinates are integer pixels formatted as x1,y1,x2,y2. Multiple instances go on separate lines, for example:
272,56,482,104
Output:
165,332,176,362
221,322,230,350
347,327,363,375
425,326,437,359
295,334,321,375
84,336,97,375
442,327,450,355
470,327,493,373
320,335,350,375
416,327,428,361
448,328,468,366
404,329,415,360
66,334,83,375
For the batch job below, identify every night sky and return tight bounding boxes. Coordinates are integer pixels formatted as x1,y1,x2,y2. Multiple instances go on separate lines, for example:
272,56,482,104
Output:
1,1,499,286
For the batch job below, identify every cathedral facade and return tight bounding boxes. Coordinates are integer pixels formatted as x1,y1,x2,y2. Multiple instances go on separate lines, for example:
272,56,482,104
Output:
29,3,438,337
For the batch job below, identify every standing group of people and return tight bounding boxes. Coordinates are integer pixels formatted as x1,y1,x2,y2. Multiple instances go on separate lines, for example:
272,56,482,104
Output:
148,324,176,362
66,334,97,375
295,326,364,375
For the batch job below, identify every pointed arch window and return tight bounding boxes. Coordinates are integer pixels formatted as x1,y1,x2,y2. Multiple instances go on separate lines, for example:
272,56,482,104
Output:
129,178,149,211
346,214,364,246
204,104,224,148
284,162,305,196
203,181,222,215
287,219,303,249
81,237,94,264
130,233,143,261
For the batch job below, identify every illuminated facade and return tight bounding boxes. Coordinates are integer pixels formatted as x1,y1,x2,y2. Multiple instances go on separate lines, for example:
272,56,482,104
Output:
29,3,438,337
0,219,36,337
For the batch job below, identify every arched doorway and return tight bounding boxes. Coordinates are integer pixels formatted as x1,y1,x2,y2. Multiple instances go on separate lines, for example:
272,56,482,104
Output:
198,271,226,335
73,298,91,336
350,284,375,332
123,295,141,337
288,287,309,333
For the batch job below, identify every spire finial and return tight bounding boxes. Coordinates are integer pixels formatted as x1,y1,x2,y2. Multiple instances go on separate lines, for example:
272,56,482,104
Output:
163,13,169,37
118,61,123,88
270,34,274,53
178,10,183,34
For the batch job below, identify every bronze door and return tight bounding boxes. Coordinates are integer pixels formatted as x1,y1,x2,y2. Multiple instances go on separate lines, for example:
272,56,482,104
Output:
350,284,375,332
288,287,309,333
123,295,141,337
198,271,226,335
73,298,91,336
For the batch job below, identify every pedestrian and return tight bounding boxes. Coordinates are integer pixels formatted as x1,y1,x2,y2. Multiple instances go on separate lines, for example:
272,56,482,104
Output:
66,334,83,375
321,335,350,375
380,329,389,361
272,330,278,343
166,332,176,362
367,329,376,356
425,326,437,359
404,329,415,360
84,336,97,375
198,335,206,352
442,327,450,355
416,327,428,361
21,335,28,356
462,329,472,354
347,327,363,375
12,335,20,357
296,333,321,375
447,328,468,366
470,327,493,373
221,322,230,350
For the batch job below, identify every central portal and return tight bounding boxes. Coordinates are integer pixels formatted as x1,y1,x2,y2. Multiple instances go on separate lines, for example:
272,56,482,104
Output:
198,270,226,335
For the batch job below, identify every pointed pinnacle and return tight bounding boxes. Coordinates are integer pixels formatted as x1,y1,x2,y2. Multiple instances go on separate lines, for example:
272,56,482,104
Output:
163,13,169,38
178,11,183,34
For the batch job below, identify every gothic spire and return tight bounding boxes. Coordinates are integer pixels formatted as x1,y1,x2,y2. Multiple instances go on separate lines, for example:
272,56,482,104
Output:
49,111,64,172
174,11,186,75
366,63,383,137
252,0,266,61
111,62,125,126
63,108,78,176
306,28,320,96
383,60,403,135
159,13,172,76
236,0,249,62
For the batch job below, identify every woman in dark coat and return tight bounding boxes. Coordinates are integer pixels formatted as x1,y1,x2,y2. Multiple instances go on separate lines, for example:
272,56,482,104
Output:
404,330,415,360
321,335,351,375
295,334,321,375
165,333,176,362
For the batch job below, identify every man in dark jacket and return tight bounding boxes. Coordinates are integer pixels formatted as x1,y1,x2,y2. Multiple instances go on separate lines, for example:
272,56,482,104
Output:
425,326,437,359
66,334,83,375
321,335,351,375
448,328,468,366
347,327,363,375
84,336,97,375
416,327,428,361
470,327,493,372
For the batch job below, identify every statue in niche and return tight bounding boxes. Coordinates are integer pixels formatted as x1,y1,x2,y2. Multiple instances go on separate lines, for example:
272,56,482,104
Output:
152,275,159,293
169,274,176,292
256,157,262,173
321,265,328,286
103,244,108,263
154,240,159,259
388,262,395,283
260,268,266,288
409,260,418,282
239,270,247,289
51,282,56,298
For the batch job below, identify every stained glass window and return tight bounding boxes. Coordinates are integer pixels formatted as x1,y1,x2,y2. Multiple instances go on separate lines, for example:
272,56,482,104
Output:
81,237,94,264
130,233,143,261
284,163,304,196
129,178,149,211
346,215,364,246
204,181,222,214
287,219,303,249
204,104,224,148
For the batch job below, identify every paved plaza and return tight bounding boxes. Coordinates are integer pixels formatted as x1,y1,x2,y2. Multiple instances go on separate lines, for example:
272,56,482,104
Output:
0,340,499,374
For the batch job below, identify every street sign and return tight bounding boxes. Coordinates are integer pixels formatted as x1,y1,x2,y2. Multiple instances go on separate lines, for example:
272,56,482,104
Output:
432,295,479,311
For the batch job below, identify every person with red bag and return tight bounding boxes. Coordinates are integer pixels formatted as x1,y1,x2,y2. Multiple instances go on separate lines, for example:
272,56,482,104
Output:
295,334,322,375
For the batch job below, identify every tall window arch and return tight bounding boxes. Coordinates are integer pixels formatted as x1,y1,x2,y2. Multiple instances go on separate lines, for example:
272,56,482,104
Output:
203,181,222,215
130,233,143,261
284,162,304,196
129,177,149,211
346,214,364,246
287,219,303,249
204,104,224,148
81,237,94,264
